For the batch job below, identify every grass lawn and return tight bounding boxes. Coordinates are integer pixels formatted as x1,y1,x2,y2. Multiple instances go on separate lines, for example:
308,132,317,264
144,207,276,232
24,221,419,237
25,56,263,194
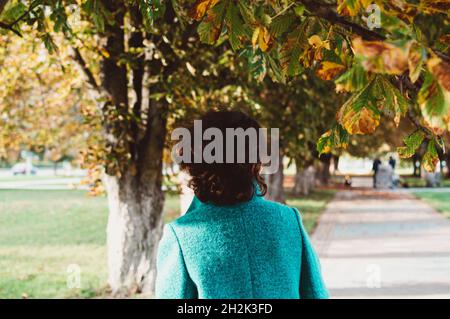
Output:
0,189,180,299
0,188,334,298
402,176,450,188
413,192,450,219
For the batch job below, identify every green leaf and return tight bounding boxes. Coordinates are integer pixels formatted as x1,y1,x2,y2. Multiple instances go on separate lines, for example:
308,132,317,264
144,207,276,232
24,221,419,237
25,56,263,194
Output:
140,0,166,29
266,53,285,83
279,20,310,76
81,0,114,32
372,76,408,126
417,70,449,133
337,0,362,16
240,47,267,82
337,79,381,135
294,4,305,17
237,1,256,25
419,71,446,115
334,60,368,92
225,2,251,51
397,130,425,158
317,124,349,155
197,0,228,44
270,12,296,37
407,41,426,83
1,2,27,23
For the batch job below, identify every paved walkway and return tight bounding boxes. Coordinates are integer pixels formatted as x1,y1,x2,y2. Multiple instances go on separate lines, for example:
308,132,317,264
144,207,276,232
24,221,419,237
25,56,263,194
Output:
312,188,450,298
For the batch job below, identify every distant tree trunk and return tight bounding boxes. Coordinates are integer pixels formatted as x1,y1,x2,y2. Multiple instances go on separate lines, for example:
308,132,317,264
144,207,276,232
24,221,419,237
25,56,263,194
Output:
446,152,450,178
293,161,315,196
317,153,332,185
293,166,315,195
266,153,285,203
332,154,339,172
293,167,304,195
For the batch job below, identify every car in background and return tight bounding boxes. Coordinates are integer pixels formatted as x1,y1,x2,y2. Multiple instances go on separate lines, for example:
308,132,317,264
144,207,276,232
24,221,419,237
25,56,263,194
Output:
11,163,38,175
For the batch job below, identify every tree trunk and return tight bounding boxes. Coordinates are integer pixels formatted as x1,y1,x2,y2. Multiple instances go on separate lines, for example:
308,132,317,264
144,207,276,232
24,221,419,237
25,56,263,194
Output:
293,169,303,195
95,1,170,296
104,169,165,295
104,99,167,296
266,153,285,203
317,153,331,185
447,152,450,179
332,154,339,173
294,164,315,196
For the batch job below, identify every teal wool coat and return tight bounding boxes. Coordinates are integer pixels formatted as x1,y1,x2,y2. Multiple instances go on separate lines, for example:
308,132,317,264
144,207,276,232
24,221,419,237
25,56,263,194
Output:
155,191,328,299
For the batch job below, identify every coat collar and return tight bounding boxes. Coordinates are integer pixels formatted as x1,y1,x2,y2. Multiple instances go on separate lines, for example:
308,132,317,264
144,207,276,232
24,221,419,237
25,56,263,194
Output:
185,182,263,213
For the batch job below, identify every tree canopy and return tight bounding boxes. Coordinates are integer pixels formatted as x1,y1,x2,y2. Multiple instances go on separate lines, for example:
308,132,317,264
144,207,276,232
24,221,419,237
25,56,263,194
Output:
1,0,448,172
185,0,449,171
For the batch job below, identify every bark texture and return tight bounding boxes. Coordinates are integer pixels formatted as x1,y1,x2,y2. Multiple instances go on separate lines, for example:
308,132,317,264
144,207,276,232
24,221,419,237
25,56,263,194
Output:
317,153,332,185
447,153,450,178
92,1,170,295
266,153,285,203
104,171,164,295
294,164,316,196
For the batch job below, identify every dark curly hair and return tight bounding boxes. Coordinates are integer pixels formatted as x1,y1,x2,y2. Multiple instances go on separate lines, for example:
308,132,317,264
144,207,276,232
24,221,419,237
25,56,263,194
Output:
179,110,267,205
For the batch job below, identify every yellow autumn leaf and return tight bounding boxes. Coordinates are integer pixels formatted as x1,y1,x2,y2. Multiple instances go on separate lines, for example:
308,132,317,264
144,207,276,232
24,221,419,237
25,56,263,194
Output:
339,107,380,135
308,35,322,47
420,115,448,136
422,140,439,172
258,26,271,52
317,130,332,154
419,0,450,15
407,40,423,83
190,0,220,21
316,61,345,81
99,48,110,58
427,56,450,91
308,35,330,50
423,156,439,172
252,27,260,50
337,0,372,16
417,57,450,134
352,37,408,75
337,0,359,16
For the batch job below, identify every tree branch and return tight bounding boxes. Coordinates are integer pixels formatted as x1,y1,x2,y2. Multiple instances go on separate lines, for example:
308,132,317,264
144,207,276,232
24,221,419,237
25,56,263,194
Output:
300,0,385,41
300,0,450,62
129,4,145,160
0,0,41,37
0,21,22,36
71,46,101,91
432,48,450,64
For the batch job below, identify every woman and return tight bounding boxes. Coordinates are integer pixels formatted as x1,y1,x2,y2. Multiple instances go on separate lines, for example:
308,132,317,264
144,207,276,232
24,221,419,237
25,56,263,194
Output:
155,110,328,299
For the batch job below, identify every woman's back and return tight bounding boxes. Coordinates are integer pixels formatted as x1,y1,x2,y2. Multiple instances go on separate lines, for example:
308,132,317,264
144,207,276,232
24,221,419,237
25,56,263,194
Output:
156,110,328,299
155,194,328,299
